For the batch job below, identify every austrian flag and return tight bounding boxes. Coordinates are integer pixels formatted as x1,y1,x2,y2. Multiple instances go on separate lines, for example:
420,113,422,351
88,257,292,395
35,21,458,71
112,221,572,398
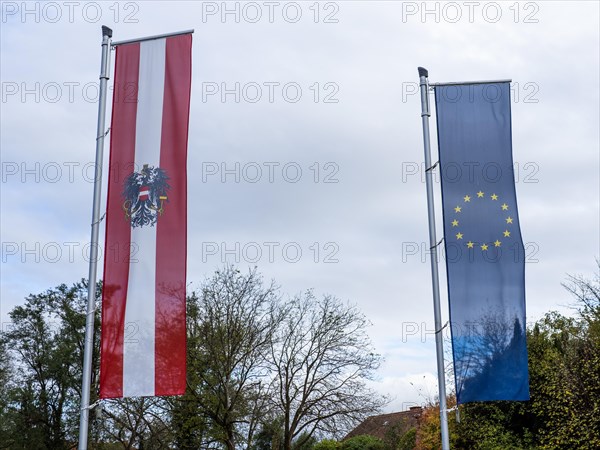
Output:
100,33,192,398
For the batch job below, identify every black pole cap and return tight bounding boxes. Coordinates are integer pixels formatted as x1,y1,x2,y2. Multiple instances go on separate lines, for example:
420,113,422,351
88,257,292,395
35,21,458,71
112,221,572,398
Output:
102,25,113,38
418,67,429,78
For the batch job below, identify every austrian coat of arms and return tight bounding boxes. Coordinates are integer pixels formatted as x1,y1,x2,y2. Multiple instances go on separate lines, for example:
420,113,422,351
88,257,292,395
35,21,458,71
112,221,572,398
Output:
122,164,170,228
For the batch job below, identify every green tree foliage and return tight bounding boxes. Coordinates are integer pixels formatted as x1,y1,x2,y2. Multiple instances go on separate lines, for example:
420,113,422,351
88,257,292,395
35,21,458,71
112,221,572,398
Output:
453,401,535,449
396,428,417,450
527,308,600,449
380,417,416,450
1,280,101,449
250,417,285,450
340,434,385,450
312,439,341,450
0,338,13,448
249,418,317,450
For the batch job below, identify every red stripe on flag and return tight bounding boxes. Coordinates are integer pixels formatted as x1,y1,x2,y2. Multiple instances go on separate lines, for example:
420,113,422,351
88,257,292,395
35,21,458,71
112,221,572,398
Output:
154,34,192,395
100,43,140,399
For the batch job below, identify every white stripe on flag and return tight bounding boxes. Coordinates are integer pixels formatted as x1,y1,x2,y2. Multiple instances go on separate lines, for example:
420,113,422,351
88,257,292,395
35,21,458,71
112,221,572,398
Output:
122,38,166,397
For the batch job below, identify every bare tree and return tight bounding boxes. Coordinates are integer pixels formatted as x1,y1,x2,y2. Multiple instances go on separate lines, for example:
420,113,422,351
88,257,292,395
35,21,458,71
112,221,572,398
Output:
268,291,386,449
562,260,600,323
99,398,171,449
187,266,281,450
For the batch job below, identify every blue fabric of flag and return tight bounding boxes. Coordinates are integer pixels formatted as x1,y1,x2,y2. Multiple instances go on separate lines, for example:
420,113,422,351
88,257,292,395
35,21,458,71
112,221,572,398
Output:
435,82,530,404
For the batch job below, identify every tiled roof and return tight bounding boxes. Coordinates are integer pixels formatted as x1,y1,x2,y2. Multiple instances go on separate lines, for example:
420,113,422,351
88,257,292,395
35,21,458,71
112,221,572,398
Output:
344,407,423,440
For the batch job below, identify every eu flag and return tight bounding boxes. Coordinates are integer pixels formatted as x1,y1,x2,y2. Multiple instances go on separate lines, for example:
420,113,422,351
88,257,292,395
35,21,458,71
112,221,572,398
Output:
435,82,529,404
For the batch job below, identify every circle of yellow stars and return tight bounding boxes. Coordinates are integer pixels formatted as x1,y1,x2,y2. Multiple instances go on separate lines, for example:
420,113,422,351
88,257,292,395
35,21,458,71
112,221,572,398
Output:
450,191,514,251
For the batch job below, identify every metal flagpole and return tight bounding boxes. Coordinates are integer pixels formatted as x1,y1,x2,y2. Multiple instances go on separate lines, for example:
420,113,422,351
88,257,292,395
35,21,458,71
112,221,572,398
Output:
78,25,112,450
417,67,451,450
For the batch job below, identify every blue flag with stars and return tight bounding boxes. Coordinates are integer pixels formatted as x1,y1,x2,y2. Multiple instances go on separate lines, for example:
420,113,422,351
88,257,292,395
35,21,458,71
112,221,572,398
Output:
435,82,529,404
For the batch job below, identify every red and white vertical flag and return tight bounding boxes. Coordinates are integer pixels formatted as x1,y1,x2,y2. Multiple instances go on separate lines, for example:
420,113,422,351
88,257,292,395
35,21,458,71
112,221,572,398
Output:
100,33,192,398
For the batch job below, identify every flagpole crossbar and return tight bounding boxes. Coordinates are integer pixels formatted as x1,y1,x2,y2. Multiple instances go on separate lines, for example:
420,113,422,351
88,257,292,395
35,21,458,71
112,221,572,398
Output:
112,29,194,47
430,79,512,87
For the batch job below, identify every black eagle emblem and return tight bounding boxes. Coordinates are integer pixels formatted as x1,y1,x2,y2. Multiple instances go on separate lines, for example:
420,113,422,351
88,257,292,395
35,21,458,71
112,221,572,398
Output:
122,164,170,228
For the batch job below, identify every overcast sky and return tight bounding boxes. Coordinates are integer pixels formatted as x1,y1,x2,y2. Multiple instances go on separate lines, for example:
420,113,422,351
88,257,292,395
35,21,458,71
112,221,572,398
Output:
1,1,599,412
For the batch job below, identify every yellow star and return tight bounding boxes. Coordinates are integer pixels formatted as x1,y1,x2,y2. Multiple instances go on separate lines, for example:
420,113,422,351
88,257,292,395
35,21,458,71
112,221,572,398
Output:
477,191,484,198
454,206,462,213
503,230,511,237
501,203,509,211
451,219,459,227
466,241,474,248
491,193,498,200
456,232,463,240
494,240,502,247
506,216,513,224
464,195,471,202
481,243,489,251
